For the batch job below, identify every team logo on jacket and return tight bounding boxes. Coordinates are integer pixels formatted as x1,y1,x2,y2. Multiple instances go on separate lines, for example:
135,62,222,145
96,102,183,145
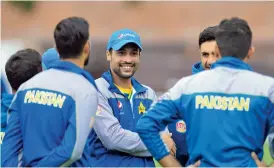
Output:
117,101,124,115
118,101,123,109
176,120,186,133
138,102,146,114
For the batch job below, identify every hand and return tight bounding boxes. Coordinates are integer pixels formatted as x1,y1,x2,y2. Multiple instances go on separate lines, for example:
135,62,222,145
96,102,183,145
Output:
171,145,177,156
160,133,176,156
251,152,267,167
187,160,201,167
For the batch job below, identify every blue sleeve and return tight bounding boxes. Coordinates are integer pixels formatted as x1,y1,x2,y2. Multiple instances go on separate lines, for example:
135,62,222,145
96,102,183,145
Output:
136,81,183,161
36,88,98,167
1,94,23,167
1,101,8,130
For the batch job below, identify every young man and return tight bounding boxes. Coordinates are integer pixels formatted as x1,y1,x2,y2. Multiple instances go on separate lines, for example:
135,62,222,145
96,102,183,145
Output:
1,17,98,167
192,25,219,73
168,25,219,166
0,49,42,144
75,28,175,167
137,17,274,167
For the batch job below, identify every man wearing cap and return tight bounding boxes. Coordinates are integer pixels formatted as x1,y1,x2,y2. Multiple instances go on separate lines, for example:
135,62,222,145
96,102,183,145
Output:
74,28,175,167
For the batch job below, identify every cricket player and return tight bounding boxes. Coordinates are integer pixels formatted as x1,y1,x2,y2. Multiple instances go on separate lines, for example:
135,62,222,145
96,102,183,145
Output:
75,28,175,167
1,17,98,167
0,49,42,145
168,25,219,166
136,17,274,167
193,25,219,73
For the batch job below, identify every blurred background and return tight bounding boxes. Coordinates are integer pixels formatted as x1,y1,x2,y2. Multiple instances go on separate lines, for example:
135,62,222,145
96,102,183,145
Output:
1,1,274,95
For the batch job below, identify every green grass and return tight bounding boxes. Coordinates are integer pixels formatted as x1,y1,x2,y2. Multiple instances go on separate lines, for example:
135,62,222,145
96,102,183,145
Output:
153,158,162,167
153,141,273,167
263,141,274,166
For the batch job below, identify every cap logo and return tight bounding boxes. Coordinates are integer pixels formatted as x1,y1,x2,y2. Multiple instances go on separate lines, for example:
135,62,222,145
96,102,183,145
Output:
118,33,135,39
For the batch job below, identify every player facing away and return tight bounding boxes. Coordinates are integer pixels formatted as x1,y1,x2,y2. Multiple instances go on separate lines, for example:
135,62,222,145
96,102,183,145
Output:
1,17,98,167
136,17,274,167
74,28,175,167
168,25,219,166
0,49,42,144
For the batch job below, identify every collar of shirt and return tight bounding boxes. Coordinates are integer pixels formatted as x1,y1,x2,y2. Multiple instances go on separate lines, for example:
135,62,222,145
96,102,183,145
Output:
211,56,253,71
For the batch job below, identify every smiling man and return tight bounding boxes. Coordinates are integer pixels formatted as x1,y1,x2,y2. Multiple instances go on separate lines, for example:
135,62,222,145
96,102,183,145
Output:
76,28,175,167
193,25,220,73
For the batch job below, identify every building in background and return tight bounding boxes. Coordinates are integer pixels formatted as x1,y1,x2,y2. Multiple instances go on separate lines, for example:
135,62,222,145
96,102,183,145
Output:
2,1,274,93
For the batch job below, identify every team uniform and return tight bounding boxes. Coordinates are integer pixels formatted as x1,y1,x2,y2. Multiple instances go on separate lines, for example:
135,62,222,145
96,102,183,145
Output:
1,75,13,134
137,57,274,167
1,61,98,167
74,70,157,167
1,93,14,133
0,81,13,148
191,61,204,74
1,48,58,145
167,61,204,165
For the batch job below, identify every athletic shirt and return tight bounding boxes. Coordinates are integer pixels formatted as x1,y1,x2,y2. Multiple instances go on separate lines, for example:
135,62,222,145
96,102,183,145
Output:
115,84,133,99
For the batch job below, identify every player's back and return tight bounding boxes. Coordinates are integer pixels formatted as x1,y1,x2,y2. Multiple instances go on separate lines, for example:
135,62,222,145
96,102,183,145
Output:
181,65,274,166
15,68,95,166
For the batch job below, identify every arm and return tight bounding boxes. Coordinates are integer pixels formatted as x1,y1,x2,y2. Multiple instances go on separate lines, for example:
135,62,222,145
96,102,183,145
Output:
252,152,274,167
1,93,23,167
250,84,274,167
136,80,183,166
93,92,151,157
36,87,98,167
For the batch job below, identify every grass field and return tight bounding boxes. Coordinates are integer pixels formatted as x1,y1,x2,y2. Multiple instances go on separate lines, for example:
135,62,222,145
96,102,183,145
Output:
263,141,274,166
153,141,273,167
154,158,162,167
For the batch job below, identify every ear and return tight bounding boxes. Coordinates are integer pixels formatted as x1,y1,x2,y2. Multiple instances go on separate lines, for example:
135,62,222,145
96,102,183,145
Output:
247,46,255,59
106,50,111,61
83,41,90,55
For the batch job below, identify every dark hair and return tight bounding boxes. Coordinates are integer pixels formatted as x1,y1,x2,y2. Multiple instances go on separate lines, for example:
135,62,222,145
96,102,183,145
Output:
199,25,218,47
215,17,252,60
54,17,89,59
5,49,42,91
